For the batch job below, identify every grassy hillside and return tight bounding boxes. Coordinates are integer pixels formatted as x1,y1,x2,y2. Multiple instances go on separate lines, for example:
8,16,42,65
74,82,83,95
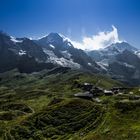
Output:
0,68,140,140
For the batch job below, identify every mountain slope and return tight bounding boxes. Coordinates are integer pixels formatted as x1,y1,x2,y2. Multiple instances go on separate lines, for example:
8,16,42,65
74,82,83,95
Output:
1,69,140,140
0,32,103,73
0,32,55,73
87,42,140,85
1,31,140,85
35,33,103,72
87,42,138,62
108,50,140,85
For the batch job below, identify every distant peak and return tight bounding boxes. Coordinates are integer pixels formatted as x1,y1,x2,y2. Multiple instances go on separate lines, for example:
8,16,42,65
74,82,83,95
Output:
104,41,138,53
58,33,70,42
37,33,61,41
37,32,71,42
37,32,72,46
37,34,48,40
112,41,128,45
49,32,59,36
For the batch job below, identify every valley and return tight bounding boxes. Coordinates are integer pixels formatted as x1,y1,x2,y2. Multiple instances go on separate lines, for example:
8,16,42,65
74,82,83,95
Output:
0,0,140,139
0,69,140,140
0,31,140,140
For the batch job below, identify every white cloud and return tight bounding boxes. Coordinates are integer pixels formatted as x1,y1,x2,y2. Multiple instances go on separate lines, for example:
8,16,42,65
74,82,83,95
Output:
71,26,123,50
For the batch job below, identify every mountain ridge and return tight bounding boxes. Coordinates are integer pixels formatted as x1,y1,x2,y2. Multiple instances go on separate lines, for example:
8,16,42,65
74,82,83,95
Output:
0,31,103,73
1,31,140,85
87,42,140,85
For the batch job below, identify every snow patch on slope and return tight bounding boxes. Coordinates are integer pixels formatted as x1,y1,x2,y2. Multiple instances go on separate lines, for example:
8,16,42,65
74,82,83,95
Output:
10,36,23,43
61,50,72,59
19,50,26,56
49,44,55,49
135,51,140,58
123,62,135,68
97,62,108,71
43,48,80,68
58,33,71,42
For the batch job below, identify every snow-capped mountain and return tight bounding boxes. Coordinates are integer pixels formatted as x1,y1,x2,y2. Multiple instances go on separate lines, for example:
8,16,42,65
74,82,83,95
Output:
0,31,54,73
0,31,103,73
87,42,139,69
87,42,138,61
108,49,140,85
87,42,140,85
0,32,47,61
1,31,140,85
35,33,102,72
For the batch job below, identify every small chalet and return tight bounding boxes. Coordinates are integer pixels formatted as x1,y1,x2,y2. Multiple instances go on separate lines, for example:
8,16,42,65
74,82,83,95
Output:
111,87,128,93
90,87,104,96
104,90,114,96
82,83,93,91
74,91,93,99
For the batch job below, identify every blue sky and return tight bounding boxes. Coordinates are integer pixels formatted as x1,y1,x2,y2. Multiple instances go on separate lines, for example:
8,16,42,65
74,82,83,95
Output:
0,0,140,49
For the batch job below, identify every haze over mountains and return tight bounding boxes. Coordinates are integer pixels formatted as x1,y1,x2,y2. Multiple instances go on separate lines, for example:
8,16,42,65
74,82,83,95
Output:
0,30,140,85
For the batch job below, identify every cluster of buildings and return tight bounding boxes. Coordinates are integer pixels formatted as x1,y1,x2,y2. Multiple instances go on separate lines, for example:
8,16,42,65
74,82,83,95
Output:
74,82,128,99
